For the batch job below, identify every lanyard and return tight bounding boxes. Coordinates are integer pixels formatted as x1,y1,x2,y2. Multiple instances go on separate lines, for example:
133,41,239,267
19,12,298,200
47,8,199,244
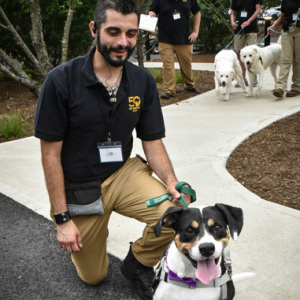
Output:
96,81,123,144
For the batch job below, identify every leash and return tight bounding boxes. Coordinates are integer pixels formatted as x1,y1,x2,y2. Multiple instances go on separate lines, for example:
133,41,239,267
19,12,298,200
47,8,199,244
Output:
225,21,244,50
258,15,300,46
145,181,196,208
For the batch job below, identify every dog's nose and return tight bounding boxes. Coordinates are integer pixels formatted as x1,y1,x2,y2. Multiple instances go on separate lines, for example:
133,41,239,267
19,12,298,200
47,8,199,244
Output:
247,61,251,65
199,243,215,257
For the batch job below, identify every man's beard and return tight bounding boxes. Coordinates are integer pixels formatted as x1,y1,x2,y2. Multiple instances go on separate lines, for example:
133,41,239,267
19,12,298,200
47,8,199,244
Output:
96,32,135,67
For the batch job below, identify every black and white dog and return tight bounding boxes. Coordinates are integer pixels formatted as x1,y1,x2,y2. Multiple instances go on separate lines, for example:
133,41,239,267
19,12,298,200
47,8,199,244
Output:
152,204,244,300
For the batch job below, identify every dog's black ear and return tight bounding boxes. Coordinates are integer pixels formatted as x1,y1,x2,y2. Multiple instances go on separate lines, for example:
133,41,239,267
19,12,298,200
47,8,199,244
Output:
215,204,243,240
153,206,184,237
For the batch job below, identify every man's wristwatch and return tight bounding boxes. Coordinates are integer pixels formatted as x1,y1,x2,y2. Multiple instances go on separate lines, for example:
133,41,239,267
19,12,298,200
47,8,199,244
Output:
54,211,72,224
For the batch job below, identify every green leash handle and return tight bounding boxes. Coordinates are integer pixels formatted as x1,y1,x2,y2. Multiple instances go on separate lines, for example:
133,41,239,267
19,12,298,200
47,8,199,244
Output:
145,181,196,208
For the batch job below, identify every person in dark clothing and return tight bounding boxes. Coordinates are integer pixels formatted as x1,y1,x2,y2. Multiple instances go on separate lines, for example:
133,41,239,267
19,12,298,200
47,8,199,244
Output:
35,1,191,299
269,0,300,98
149,0,201,99
231,0,262,87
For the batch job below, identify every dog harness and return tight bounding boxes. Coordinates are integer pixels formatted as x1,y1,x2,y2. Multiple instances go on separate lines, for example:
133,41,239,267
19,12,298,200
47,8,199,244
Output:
153,247,233,300
146,181,196,208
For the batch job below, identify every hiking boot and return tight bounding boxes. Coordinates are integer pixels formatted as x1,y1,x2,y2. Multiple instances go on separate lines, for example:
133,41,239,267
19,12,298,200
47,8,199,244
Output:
160,92,174,99
286,90,300,97
184,87,201,94
273,88,284,98
120,244,154,300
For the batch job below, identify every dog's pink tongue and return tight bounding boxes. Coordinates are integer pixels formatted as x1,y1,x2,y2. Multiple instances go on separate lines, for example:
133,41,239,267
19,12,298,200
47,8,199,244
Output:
196,259,220,285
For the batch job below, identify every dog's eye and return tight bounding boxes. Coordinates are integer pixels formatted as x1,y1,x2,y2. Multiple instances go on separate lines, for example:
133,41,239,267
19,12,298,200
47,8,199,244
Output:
226,76,229,78
249,55,252,57
220,75,223,77
214,225,222,232
185,227,195,234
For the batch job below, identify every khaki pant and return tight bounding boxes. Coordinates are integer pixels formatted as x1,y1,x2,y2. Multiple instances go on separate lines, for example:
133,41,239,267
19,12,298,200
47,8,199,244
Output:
51,157,175,285
277,27,300,92
158,42,194,95
234,32,257,51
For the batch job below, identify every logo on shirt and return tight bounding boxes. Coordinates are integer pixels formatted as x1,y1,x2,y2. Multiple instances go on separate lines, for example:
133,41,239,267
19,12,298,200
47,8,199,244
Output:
129,96,141,112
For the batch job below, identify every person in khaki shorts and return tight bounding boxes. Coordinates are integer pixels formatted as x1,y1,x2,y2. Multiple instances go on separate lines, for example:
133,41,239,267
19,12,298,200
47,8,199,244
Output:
34,1,191,299
231,0,262,87
269,1,300,98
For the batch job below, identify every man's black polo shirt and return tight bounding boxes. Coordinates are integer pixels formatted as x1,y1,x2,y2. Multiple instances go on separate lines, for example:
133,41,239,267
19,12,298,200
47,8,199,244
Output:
281,0,300,23
231,0,263,34
149,0,201,45
35,47,165,182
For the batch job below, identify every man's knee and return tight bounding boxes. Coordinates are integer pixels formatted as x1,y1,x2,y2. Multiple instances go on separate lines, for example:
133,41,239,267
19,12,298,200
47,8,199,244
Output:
78,269,108,286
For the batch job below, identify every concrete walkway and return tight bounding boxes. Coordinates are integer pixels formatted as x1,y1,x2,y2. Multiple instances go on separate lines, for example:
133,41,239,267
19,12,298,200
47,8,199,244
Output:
0,62,299,299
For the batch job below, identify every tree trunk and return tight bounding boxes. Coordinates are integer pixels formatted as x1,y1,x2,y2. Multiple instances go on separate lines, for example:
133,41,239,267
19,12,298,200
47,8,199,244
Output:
61,0,75,64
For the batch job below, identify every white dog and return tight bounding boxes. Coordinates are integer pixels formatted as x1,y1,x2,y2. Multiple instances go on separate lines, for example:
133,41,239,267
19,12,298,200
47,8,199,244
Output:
240,44,281,97
214,50,246,101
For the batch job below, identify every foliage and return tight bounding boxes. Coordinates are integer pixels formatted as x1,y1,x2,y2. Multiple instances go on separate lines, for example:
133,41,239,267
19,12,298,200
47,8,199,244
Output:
0,0,95,67
196,0,233,52
0,113,25,140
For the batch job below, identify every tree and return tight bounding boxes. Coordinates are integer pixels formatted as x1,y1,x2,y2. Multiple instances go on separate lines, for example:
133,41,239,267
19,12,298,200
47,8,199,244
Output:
0,0,86,97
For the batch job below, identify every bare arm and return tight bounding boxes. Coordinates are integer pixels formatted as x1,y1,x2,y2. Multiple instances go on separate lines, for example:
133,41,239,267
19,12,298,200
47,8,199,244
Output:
189,11,201,43
40,140,82,253
231,9,238,30
267,12,285,34
142,139,191,206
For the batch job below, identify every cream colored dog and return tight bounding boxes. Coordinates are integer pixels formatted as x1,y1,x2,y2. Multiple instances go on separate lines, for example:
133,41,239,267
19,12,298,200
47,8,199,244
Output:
214,50,246,101
240,44,281,97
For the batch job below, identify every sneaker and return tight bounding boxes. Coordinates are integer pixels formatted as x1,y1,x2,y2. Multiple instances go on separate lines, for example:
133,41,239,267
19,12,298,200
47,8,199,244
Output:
160,92,174,99
120,244,155,300
273,88,284,98
184,87,201,94
286,90,300,97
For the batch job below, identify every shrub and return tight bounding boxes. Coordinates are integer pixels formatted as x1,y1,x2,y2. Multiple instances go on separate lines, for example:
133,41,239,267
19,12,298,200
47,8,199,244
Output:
0,114,26,141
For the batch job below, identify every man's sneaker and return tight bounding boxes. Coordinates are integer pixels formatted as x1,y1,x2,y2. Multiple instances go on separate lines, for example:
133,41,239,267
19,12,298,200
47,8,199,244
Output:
120,244,154,300
160,92,174,99
273,88,284,98
184,87,201,94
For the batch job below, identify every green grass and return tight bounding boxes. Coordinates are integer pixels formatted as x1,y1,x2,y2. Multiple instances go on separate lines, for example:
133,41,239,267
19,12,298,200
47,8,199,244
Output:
0,113,26,141
147,68,185,84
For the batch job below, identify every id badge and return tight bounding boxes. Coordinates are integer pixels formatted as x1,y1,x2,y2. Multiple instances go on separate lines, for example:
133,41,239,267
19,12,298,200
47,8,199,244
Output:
241,10,248,18
292,13,297,21
97,142,123,163
173,12,181,20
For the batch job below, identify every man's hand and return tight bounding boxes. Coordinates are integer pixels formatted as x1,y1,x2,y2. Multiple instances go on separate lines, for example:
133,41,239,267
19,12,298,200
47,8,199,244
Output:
241,20,251,28
57,220,82,253
188,32,198,43
167,182,191,208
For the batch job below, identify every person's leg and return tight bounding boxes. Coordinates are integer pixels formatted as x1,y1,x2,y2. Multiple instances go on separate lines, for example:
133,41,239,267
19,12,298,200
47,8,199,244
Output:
50,207,110,285
158,42,176,96
101,156,175,299
290,27,300,93
276,31,293,93
102,156,175,266
246,33,258,86
174,44,195,90
234,34,247,84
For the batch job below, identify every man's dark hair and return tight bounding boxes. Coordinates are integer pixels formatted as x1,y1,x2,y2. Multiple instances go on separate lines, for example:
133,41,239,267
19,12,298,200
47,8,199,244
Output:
93,0,139,32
